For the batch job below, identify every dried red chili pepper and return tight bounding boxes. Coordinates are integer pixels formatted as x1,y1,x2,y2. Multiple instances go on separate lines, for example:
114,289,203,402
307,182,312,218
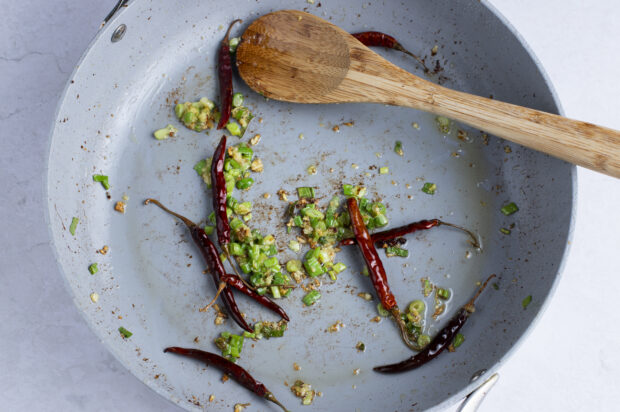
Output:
217,19,242,130
352,31,429,73
340,219,480,248
212,135,231,244
347,197,420,351
211,273,290,321
211,135,252,286
373,274,496,374
164,347,290,412
144,198,253,332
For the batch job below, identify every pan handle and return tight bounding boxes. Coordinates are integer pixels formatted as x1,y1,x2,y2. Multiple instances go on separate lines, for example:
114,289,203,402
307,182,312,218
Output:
101,0,129,28
456,373,499,412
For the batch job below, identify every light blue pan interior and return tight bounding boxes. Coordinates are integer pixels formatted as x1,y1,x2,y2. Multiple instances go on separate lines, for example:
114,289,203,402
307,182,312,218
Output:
46,0,574,410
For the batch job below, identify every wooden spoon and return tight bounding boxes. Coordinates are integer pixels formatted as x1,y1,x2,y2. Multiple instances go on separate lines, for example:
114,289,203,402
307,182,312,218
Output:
236,10,620,178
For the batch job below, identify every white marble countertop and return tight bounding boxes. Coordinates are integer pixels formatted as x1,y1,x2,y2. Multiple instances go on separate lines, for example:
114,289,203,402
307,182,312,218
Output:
1,0,618,411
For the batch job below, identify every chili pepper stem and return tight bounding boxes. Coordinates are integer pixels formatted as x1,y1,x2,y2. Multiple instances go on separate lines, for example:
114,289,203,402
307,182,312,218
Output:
222,244,255,290
264,392,291,412
144,198,196,228
199,281,227,312
393,43,430,73
391,308,424,351
224,19,242,42
464,274,497,312
437,220,481,249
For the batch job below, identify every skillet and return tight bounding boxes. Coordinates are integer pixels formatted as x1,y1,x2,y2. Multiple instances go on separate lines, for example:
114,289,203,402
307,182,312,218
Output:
46,0,575,410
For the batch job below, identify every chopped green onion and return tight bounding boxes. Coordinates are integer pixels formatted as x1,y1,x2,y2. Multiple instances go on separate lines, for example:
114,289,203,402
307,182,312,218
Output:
332,262,346,274
208,211,216,224
501,202,519,216
174,103,185,119
394,140,404,156
342,184,354,197
232,93,244,108
271,286,281,299
305,247,320,260
406,312,419,324
92,174,110,190
88,263,98,275
226,121,242,136
230,219,245,233
232,107,254,133
286,259,302,272
370,202,387,217
203,225,215,235
453,333,465,348
436,116,451,133
288,240,301,252
183,111,197,125
385,246,408,257
342,184,366,198
237,145,253,159
423,278,432,297
236,177,254,190
317,248,331,264
264,257,279,268
417,334,431,348
379,166,389,175
69,217,79,236
240,262,251,274
293,215,303,227
193,158,213,187
229,37,240,52
301,205,324,219
500,227,511,235
235,201,252,215
193,159,208,175
408,300,425,314
215,332,245,361
153,124,178,140
302,290,321,306
492,282,499,290
522,295,532,309
304,257,324,277
254,320,288,339
421,182,437,195
227,196,238,209
362,266,369,277
199,97,215,110
376,303,390,317
297,187,315,199
225,157,242,171
118,327,132,339
437,288,451,300
373,214,389,228
337,212,350,227
229,242,244,256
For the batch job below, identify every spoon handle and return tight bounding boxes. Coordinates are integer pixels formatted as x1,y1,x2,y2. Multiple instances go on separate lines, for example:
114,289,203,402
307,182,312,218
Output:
366,70,620,177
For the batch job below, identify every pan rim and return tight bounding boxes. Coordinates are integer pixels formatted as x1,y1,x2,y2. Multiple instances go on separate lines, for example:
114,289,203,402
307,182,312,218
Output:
43,0,577,410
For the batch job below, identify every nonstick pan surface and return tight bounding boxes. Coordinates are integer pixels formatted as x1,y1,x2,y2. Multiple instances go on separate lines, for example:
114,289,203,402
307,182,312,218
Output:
46,0,575,410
